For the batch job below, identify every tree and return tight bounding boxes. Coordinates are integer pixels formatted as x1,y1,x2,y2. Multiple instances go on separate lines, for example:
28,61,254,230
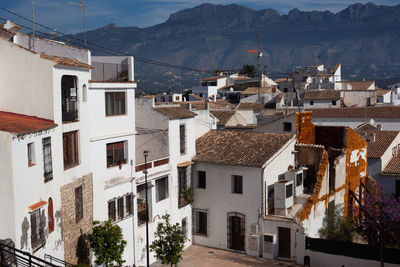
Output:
150,214,186,267
87,220,127,267
353,186,400,267
319,204,353,242
239,64,256,78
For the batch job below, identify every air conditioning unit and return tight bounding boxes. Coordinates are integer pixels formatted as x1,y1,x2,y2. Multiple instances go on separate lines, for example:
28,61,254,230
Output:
262,234,276,259
274,180,294,216
247,234,260,257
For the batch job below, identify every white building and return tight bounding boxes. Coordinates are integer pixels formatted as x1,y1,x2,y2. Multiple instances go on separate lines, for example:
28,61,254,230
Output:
192,76,228,99
134,98,197,266
303,90,341,109
191,130,296,256
0,31,93,264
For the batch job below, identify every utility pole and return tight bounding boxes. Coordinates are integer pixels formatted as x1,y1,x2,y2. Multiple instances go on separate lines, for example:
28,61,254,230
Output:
143,150,150,267
31,0,35,51
257,34,262,103
69,0,86,48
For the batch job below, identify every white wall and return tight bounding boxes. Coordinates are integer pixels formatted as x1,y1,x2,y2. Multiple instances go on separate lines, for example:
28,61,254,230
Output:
0,38,54,120
304,99,340,109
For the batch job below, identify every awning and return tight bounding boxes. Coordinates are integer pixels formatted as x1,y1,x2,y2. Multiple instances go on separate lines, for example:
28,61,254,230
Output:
177,161,194,167
28,200,47,212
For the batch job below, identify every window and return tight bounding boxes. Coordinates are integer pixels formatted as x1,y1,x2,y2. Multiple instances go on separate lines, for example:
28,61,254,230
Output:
48,198,54,233
61,75,78,122
105,92,126,116
182,217,187,238
178,167,190,208
332,100,337,105
117,197,124,220
232,175,243,194
296,173,303,187
75,186,83,223
126,194,133,216
198,171,206,189
63,131,79,169
27,142,35,166
137,183,152,226
179,124,186,155
42,137,53,182
156,177,169,202
108,200,116,222
310,100,314,105
30,209,44,250
82,84,87,102
107,141,126,168
193,210,207,235
286,184,293,198
283,88,288,93
283,122,292,132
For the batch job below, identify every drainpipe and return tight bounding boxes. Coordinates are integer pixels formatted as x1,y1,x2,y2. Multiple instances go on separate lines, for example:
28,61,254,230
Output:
259,168,265,257
130,159,136,266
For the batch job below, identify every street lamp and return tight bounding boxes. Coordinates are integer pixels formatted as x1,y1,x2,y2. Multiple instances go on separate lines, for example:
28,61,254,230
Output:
143,150,150,267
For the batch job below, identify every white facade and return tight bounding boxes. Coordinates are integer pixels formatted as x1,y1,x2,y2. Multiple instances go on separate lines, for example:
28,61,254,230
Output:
304,99,340,109
192,77,227,99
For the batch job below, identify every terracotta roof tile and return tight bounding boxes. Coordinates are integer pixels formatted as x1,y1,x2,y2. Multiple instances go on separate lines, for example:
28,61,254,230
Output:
155,107,197,120
237,102,264,111
304,90,341,100
210,110,235,126
40,54,93,69
203,76,225,81
0,111,57,136
193,130,295,167
309,106,400,118
338,80,374,90
381,157,400,176
241,86,278,95
376,89,391,97
209,100,235,110
355,130,399,158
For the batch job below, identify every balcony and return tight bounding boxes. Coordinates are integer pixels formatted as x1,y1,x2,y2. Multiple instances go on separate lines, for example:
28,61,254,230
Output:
91,61,129,82
62,109,78,122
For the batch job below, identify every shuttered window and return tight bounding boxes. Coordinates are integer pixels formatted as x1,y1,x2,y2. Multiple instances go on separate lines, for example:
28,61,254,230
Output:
117,197,124,220
108,200,116,222
48,198,54,233
105,92,126,116
63,131,79,169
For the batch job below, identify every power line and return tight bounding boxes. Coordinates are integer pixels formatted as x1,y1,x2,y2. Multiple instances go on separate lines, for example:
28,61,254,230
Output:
0,6,214,74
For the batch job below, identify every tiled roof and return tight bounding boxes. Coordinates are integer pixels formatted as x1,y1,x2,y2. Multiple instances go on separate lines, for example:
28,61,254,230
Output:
194,130,295,167
332,63,340,74
355,130,399,158
241,86,278,95
309,106,400,118
304,90,341,100
355,123,377,131
209,100,235,110
0,111,57,136
40,54,93,69
381,157,400,176
154,107,197,120
203,76,225,81
237,102,264,111
180,102,208,110
210,110,235,126
376,89,391,97
225,124,257,130
189,94,205,100
338,81,374,90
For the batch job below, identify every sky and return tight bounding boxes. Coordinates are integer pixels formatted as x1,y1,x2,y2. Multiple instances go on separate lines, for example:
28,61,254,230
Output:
0,0,399,34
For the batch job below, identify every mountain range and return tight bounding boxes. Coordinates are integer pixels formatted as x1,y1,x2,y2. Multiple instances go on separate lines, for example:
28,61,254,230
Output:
73,2,400,92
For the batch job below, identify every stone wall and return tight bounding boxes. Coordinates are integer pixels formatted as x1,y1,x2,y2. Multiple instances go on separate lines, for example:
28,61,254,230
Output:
60,174,93,264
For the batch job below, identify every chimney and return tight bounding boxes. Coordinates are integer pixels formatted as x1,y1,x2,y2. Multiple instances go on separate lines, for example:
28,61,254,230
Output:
377,124,382,130
369,133,376,142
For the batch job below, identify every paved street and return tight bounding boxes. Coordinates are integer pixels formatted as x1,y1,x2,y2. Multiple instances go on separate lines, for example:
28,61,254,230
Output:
152,245,301,267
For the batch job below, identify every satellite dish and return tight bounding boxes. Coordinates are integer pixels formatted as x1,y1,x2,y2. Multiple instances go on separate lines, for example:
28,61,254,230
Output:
370,119,375,125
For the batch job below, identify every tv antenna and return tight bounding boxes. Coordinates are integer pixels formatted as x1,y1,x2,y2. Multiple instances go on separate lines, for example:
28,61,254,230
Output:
247,34,263,102
69,0,86,48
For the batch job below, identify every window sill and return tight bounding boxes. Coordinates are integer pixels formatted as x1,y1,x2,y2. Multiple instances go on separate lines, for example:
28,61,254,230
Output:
64,162,80,171
28,163,36,167
107,161,127,169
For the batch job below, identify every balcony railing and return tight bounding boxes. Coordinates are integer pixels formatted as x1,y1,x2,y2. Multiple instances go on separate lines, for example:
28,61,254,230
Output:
62,110,78,122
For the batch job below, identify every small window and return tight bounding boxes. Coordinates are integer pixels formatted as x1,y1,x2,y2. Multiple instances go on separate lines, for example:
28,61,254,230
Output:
179,124,186,155
182,217,187,238
283,122,292,132
75,185,83,223
232,175,243,194
310,100,314,105
332,100,337,105
296,173,303,187
42,137,53,182
63,131,79,169
126,194,133,216
283,88,288,93
27,142,35,166
193,210,207,235
198,171,206,189
156,177,169,202
117,197,124,220
105,92,126,116
286,184,293,198
107,141,127,168
48,197,54,233
108,199,116,222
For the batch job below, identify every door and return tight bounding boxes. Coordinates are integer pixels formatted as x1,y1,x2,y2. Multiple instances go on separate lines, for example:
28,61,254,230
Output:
278,227,291,258
228,214,245,251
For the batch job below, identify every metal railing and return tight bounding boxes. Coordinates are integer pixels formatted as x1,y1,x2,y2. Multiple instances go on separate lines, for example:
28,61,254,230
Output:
44,254,72,267
0,242,60,267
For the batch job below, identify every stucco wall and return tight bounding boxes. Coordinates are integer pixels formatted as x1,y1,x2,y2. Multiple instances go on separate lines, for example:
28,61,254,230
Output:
304,99,340,109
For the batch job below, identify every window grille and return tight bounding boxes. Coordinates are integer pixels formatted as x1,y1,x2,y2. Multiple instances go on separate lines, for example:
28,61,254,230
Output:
192,209,208,236
42,137,53,182
30,209,44,250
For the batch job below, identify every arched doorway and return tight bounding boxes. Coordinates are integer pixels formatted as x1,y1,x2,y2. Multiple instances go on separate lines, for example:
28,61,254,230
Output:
227,212,245,251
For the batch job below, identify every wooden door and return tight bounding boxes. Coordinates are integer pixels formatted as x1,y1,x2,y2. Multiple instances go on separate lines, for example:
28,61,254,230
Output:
230,216,245,251
278,227,291,258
